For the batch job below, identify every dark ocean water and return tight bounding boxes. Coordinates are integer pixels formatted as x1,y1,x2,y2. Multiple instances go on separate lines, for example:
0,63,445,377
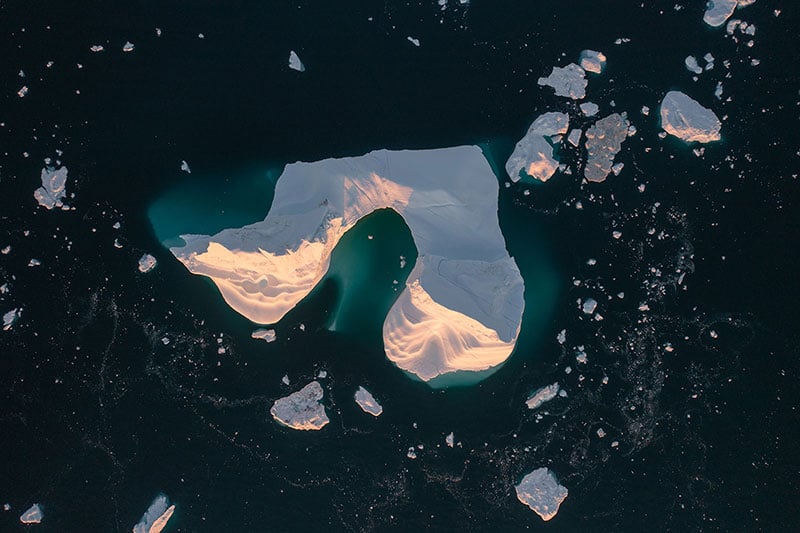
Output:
1,1,799,531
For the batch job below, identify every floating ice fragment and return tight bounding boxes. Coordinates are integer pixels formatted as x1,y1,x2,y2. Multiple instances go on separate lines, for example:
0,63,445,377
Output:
407,36,420,47
505,112,569,182
659,91,721,143
703,0,738,27
34,166,69,210
251,328,276,343
579,102,598,117
581,298,598,314
270,381,329,430
579,50,606,74
515,468,568,521
288,50,305,72
445,432,455,448
122,41,135,52
685,56,703,74
526,383,560,410
3,308,21,331
354,386,383,416
180,160,191,173
556,329,566,345
28,258,41,267
714,82,724,100
90,45,104,52
138,254,157,273
133,495,175,533
537,64,587,100
407,447,417,459
20,504,42,524
583,113,630,182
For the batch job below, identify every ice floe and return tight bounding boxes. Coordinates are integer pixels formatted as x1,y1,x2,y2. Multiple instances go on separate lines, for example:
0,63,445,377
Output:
34,166,69,210
659,91,721,143
138,254,158,273
251,328,277,343
169,146,525,383
354,386,383,416
537,64,587,100
270,381,329,430
579,50,606,74
19,503,42,524
288,50,305,72
526,383,560,410
133,495,174,533
583,113,630,183
505,112,569,182
180,160,191,173
515,467,568,521
579,102,599,117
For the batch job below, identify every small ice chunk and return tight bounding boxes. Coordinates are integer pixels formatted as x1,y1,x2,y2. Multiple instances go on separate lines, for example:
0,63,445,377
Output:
180,160,191,173
582,298,598,314
526,383,560,410
17,86,28,98
3,309,21,331
515,468,568,521
714,81,724,100
138,253,157,273
611,162,624,176
684,55,703,74
556,329,566,345
270,381,329,430
567,129,582,147
288,50,305,72
90,45,104,52
505,112,569,183
251,328,276,343
597,427,606,438
122,41,135,52
407,447,417,459
34,166,69,210
407,36,420,47
445,432,455,448
583,113,630,182
354,386,383,417
133,495,175,533
579,102,599,117
20,504,42,524
579,50,606,74
537,64,587,100
703,0,738,27
659,91,722,143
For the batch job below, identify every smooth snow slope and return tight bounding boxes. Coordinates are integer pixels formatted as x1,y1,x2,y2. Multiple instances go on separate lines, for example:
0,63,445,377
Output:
170,146,525,382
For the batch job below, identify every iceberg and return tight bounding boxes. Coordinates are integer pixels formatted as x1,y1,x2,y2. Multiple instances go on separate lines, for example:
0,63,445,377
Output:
579,50,606,74
703,0,738,27
583,113,630,183
19,503,42,524
659,91,722,143
34,166,69,210
526,383,560,410
515,468,568,521
537,64,587,100
354,386,383,416
3,308,21,331
288,51,305,72
505,112,568,183
133,495,175,533
138,254,158,273
251,328,277,343
168,146,525,383
579,102,598,117
270,380,329,430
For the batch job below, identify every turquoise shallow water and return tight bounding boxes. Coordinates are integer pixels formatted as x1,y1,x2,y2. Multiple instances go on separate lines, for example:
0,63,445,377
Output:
147,149,559,387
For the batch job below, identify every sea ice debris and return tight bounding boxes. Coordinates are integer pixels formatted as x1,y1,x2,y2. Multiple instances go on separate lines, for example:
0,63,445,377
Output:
3,308,21,331
583,113,630,182
515,468,568,521
526,383,560,410
270,381,329,430
505,112,568,182
34,166,69,210
138,254,157,273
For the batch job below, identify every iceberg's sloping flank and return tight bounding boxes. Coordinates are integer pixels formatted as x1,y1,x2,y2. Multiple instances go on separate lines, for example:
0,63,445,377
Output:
169,146,525,382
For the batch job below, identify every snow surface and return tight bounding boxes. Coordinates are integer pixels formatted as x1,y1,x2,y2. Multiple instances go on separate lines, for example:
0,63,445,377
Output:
270,381,329,430
169,146,525,383
133,495,175,533
3,308,21,331
579,50,606,74
660,91,722,143
515,468,568,521
354,386,383,416
138,254,157,273
526,383,560,410
505,112,569,182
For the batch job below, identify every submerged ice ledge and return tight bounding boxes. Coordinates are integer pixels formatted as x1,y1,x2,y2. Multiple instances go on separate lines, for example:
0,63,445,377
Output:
169,146,525,383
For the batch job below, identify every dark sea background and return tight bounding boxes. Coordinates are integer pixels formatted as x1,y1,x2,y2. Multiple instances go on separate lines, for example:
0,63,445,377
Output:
1,1,798,531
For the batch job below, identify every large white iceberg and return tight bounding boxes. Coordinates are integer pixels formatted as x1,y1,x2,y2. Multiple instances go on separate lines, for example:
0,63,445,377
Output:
659,91,722,143
270,380,329,430
583,113,630,183
515,467,568,521
505,112,569,183
169,146,525,383
34,166,69,210
133,495,175,533
537,64,587,100
3,308,21,331
19,503,42,524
